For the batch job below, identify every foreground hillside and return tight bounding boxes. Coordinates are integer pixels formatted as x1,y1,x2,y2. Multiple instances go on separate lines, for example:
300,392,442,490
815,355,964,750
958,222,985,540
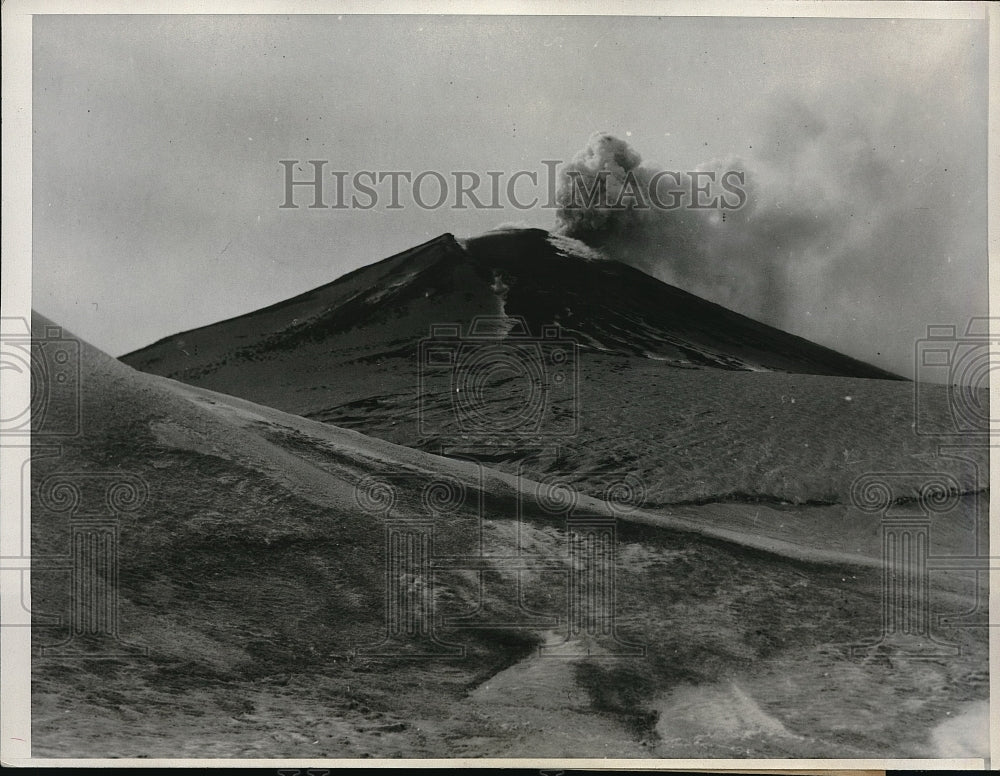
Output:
32,313,987,758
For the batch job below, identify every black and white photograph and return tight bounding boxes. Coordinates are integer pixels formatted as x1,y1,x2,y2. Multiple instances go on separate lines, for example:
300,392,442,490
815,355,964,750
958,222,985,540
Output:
1,0,995,767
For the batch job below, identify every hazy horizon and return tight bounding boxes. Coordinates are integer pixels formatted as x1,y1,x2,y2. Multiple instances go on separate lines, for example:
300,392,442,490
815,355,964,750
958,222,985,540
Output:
33,14,987,379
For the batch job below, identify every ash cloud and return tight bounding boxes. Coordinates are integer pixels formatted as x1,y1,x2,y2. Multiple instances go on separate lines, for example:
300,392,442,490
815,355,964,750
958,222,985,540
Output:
554,87,986,380
554,134,776,320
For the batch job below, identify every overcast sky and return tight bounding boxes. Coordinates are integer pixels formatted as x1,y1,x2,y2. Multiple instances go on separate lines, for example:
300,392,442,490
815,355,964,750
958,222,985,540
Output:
32,14,987,377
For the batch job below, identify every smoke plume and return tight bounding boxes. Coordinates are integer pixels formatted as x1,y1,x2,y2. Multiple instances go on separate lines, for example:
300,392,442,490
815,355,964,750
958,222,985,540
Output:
554,86,986,379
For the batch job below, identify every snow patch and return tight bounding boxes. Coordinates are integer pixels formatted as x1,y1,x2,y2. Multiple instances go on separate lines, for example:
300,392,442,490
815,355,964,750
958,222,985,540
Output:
546,233,608,262
931,700,988,758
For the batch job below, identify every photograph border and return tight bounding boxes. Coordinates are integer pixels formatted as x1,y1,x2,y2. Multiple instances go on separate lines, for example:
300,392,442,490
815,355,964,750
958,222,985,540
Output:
1,0,995,769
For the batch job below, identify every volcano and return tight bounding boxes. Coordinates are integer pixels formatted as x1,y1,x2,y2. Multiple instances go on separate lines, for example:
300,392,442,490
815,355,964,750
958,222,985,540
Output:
121,227,972,509
123,228,901,386
32,228,989,759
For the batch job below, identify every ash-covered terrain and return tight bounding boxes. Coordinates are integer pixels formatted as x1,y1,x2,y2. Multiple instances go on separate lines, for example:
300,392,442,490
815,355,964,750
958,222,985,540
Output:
33,228,989,758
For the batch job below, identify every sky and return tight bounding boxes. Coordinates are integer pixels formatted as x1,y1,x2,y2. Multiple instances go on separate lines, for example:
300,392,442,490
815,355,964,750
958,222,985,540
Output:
32,13,987,378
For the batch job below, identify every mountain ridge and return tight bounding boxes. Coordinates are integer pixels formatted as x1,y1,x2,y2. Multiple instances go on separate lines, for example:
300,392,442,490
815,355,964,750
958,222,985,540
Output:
122,228,901,381
124,232,465,357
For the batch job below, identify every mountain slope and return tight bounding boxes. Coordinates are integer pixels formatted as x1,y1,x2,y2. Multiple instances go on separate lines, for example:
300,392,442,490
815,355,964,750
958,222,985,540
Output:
124,228,900,382
31,312,988,759
119,228,982,509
